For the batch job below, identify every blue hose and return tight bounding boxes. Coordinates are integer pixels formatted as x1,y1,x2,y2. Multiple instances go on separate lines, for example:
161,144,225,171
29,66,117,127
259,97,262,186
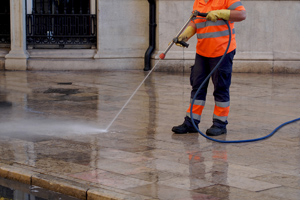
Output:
190,20,300,143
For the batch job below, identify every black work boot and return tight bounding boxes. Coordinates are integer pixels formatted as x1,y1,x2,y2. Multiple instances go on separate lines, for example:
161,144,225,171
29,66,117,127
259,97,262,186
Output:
206,125,227,136
172,123,198,134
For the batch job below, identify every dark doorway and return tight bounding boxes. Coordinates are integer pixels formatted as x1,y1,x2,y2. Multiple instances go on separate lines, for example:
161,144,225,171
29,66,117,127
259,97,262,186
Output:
0,0,10,47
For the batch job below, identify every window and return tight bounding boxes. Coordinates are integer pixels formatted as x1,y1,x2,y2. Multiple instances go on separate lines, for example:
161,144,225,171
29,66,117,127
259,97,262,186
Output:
26,0,96,49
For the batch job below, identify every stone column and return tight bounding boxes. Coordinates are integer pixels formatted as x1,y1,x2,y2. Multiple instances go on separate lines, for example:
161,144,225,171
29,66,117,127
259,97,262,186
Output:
5,0,29,70
93,0,101,59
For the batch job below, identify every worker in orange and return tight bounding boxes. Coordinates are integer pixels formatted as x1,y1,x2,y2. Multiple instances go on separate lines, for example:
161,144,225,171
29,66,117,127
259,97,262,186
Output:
172,0,246,136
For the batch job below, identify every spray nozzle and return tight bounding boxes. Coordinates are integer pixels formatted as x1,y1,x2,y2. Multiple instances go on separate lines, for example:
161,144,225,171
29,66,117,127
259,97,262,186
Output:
159,53,165,59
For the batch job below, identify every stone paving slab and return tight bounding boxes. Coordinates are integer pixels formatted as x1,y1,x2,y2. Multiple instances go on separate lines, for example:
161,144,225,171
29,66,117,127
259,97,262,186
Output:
0,71,300,200
0,163,153,200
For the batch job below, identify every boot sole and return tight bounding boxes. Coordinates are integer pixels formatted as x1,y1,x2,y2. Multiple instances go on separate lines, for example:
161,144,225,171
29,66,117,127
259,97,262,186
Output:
206,129,227,136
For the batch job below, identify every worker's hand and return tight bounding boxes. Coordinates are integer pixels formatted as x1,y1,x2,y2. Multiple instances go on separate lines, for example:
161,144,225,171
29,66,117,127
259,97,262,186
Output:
206,9,230,22
174,35,185,47
175,26,196,47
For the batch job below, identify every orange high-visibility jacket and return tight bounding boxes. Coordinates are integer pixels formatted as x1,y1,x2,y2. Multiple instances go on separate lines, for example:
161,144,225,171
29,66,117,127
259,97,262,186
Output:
192,0,245,57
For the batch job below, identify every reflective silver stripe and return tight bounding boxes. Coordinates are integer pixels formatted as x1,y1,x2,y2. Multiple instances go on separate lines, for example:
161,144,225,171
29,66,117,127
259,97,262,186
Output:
187,112,201,121
190,99,205,106
228,1,243,10
213,114,227,122
196,20,226,29
197,28,235,39
215,101,230,108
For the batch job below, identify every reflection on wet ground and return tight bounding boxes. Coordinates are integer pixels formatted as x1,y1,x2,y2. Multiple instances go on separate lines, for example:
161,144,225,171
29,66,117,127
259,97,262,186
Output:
0,71,300,200
0,177,79,200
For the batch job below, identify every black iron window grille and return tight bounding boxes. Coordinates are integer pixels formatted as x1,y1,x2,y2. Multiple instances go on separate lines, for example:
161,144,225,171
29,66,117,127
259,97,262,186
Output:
0,0,10,46
26,0,96,49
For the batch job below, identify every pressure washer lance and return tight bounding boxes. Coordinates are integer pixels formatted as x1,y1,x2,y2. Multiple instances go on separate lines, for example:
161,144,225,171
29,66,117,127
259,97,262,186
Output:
159,11,207,60
105,12,206,131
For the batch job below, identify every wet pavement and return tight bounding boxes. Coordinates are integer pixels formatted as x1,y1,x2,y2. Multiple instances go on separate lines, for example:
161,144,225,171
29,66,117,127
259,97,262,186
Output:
0,70,299,200
0,177,79,200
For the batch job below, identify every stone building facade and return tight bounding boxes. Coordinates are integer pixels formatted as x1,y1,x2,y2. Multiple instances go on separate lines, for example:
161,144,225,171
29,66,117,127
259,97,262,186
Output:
0,0,299,73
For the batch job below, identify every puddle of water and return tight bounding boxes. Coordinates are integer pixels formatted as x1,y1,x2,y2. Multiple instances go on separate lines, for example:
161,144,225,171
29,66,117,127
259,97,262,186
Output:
0,177,79,200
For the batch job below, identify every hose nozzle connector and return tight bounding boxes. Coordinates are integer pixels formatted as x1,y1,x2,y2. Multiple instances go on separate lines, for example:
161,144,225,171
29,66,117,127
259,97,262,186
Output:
192,10,208,17
192,10,200,18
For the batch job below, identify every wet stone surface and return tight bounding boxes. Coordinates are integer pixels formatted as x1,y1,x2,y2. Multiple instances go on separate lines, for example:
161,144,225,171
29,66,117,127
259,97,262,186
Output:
0,177,79,200
0,71,300,200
